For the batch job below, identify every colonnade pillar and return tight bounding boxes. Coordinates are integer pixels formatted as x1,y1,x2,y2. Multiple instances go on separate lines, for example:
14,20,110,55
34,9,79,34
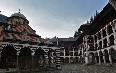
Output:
98,54,101,64
106,25,110,46
31,50,35,70
16,50,20,73
103,55,106,63
85,56,89,64
109,54,112,63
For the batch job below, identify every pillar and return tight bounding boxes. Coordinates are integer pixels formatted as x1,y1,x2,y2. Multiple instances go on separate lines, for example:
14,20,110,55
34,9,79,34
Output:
16,50,20,72
64,49,65,56
95,56,97,63
85,56,89,64
103,55,106,63
112,20,116,44
101,29,104,48
112,26,116,44
98,54,101,64
109,54,112,63
55,48,61,70
69,56,70,63
106,25,110,46
31,51,35,70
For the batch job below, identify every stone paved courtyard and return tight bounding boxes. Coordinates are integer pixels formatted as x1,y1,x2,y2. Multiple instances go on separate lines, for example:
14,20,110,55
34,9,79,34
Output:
32,64,116,73
3,64,116,73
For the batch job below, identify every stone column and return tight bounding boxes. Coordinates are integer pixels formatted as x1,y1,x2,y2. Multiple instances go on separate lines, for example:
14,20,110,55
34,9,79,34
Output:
73,48,74,57
85,56,89,64
16,50,20,72
101,29,104,48
31,51,35,70
111,21,116,44
106,25,110,46
112,26,116,44
103,55,106,63
95,56,97,63
69,56,70,63
114,32,116,44
98,53,101,64
64,49,65,56
109,54,112,63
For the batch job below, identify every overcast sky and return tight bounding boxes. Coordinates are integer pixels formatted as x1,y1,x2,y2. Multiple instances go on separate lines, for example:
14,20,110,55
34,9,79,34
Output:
0,0,108,38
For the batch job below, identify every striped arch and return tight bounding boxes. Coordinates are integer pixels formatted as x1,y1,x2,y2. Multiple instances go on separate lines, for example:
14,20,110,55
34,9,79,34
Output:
19,47,32,69
33,47,45,68
1,44,17,68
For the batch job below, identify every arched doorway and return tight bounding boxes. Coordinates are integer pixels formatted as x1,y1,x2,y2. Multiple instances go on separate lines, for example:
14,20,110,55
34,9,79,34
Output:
1,45,17,69
103,39,107,48
34,47,45,68
88,52,95,63
60,57,64,63
109,35,114,46
103,50,109,63
70,57,74,63
107,25,113,35
99,41,102,49
74,57,78,63
19,47,32,70
65,57,69,63
99,51,104,63
98,32,101,40
102,29,107,37
79,56,83,63
109,48,116,63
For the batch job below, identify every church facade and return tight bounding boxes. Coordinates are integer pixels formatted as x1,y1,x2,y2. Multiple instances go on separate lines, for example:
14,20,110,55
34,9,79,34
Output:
0,11,44,69
0,11,61,70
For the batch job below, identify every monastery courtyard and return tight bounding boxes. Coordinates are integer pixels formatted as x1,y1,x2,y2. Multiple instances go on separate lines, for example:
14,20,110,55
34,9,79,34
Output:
2,64,116,73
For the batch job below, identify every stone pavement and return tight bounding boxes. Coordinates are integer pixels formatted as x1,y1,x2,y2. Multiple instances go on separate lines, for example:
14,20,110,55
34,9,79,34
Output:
36,63,116,73
3,63,116,73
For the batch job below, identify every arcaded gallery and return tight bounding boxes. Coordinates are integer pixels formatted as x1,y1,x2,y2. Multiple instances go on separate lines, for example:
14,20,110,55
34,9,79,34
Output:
77,1,116,64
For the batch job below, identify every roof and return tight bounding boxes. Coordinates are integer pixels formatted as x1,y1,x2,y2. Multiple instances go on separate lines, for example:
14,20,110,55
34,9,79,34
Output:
109,0,116,10
49,37,78,42
10,12,26,19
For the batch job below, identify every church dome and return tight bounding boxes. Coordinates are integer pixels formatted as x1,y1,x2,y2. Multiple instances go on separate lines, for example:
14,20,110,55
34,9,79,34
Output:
7,10,29,25
10,12,26,19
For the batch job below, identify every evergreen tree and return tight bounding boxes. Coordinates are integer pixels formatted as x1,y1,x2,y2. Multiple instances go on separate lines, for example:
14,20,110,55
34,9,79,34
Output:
74,30,81,37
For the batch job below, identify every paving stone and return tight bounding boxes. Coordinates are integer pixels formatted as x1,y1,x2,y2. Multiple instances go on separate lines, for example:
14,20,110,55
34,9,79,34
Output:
4,64,116,73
